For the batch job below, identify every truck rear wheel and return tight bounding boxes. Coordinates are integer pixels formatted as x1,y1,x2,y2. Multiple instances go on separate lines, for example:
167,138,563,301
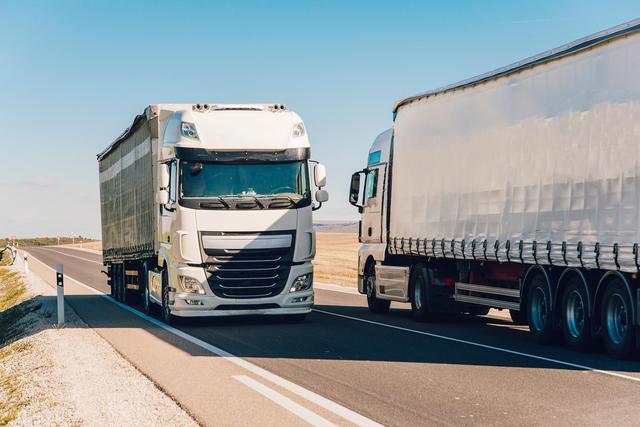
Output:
365,264,390,314
601,279,636,359
410,267,431,321
561,278,592,351
526,274,555,344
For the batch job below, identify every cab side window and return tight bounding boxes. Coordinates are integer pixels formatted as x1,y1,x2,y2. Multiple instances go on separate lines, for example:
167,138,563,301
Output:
364,169,378,201
161,161,177,216
169,161,177,204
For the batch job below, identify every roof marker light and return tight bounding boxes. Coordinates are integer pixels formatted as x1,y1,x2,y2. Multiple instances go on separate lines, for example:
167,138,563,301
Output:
181,122,199,140
292,122,305,138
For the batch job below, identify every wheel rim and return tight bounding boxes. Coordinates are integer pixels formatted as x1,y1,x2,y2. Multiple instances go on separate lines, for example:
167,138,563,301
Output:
366,276,375,298
565,290,585,339
414,279,422,310
531,287,548,332
606,293,628,345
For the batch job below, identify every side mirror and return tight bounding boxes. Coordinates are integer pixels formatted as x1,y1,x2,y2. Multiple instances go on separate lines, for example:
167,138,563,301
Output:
314,163,327,188
349,171,363,206
160,163,170,189
156,189,169,205
315,189,329,203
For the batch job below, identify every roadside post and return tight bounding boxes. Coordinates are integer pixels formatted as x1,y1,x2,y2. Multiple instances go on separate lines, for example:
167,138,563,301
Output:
23,254,28,273
56,263,65,325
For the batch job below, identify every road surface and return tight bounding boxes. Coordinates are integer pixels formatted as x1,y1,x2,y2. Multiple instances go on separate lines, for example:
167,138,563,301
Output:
25,246,640,426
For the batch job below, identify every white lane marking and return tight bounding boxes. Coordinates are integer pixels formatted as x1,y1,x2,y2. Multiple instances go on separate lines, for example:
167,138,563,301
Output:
29,251,640,385
314,283,360,295
24,252,383,427
312,308,640,384
234,375,336,427
37,247,103,265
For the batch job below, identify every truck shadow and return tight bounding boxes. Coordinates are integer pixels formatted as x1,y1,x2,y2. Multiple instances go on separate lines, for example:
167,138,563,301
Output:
5,294,640,375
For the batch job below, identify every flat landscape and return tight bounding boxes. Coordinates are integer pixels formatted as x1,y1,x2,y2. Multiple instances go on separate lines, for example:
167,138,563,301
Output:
60,232,360,287
313,232,359,286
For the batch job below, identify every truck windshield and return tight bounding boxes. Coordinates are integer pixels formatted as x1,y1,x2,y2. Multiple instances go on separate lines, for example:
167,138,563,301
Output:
179,160,311,209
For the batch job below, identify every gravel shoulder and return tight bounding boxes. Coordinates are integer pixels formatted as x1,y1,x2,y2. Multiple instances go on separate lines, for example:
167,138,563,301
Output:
0,257,197,426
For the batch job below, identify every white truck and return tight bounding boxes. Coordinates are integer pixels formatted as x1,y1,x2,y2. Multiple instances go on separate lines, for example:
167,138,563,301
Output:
98,103,328,324
350,20,640,358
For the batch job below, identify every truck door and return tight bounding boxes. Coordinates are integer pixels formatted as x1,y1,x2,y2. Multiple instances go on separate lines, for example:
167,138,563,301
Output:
159,160,177,245
361,164,386,243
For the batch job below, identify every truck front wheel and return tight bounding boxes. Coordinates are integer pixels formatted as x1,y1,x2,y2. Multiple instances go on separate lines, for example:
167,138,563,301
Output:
161,268,177,325
365,265,390,314
141,262,153,315
410,267,431,321
601,279,636,359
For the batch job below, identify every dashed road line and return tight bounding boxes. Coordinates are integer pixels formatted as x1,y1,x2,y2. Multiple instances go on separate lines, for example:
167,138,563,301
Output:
234,375,337,427
25,251,383,427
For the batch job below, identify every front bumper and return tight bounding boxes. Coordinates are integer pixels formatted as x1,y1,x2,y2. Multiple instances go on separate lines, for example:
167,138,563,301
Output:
169,262,314,317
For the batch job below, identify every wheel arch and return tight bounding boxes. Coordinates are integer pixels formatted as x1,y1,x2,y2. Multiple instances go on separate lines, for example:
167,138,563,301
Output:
593,271,635,326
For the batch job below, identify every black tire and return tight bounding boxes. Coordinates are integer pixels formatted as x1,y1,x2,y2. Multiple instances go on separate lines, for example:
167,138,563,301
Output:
364,264,390,314
410,267,431,321
560,278,593,351
601,279,636,359
161,268,177,325
509,309,527,325
526,274,555,344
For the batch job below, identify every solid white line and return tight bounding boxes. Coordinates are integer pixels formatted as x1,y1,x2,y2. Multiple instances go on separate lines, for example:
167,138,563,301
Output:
233,375,336,427
38,247,103,265
24,251,383,427
312,308,640,384
27,251,640,385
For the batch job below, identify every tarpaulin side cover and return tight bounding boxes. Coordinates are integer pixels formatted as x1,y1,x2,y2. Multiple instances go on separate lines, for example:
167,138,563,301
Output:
98,119,155,261
390,32,640,272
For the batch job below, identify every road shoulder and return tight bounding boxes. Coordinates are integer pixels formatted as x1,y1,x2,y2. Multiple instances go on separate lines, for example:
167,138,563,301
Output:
1,255,197,426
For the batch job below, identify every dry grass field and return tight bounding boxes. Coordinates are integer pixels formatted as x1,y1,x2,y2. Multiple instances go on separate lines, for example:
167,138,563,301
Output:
60,233,360,287
60,241,103,251
313,232,359,287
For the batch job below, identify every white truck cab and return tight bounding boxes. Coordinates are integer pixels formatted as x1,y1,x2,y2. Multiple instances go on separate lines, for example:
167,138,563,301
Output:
98,103,328,323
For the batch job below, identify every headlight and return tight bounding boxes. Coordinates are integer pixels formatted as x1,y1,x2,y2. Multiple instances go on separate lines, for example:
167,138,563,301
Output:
290,273,313,293
179,275,205,294
181,122,199,140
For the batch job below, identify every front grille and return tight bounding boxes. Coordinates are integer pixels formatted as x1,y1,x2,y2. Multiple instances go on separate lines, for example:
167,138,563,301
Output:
202,232,294,299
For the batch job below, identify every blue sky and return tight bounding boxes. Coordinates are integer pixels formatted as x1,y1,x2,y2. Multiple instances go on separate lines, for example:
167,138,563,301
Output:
0,0,638,238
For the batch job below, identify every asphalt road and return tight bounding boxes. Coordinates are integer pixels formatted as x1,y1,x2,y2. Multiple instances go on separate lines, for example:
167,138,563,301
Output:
26,246,640,426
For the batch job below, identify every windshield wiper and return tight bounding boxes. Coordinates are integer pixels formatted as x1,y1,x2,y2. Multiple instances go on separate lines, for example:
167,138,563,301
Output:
256,194,300,208
199,197,230,209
